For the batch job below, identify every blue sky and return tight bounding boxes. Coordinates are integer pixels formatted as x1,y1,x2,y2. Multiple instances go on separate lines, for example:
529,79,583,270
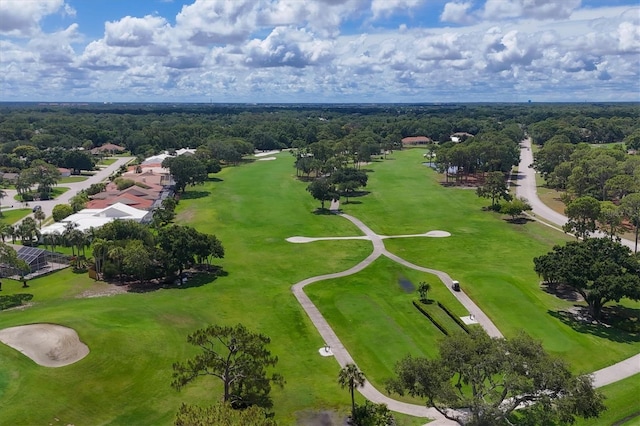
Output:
1,0,639,103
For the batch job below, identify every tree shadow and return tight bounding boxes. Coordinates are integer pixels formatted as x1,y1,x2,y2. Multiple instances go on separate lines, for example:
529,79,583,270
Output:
343,200,362,205
548,308,640,343
504,217,535,225
127,267,228,293
179,190,211,200
312,208,334,215
207,177,223,182
541,283,583,302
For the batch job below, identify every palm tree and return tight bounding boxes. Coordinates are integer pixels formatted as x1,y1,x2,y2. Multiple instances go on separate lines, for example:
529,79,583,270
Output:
0,188,6,216
34,208,46,229
418,281,432,303
5,224,16,244
91,238,111,277
17,217,40,245
108,246,126,282
0,222,10,242
15,175,32,201
338,363,366,418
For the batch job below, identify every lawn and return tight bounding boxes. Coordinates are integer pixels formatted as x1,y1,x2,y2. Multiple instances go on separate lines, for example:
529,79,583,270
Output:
574,374,640,426
59,176,88,183
0,208,31,224
0,149,636,425
13,187,70,202
99,158,118,166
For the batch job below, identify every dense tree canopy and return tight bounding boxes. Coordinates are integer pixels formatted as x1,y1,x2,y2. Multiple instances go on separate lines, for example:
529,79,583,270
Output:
386,329,605,426
563,196,601,239
534,238,640,319
162,155,208,193
174,402,276,426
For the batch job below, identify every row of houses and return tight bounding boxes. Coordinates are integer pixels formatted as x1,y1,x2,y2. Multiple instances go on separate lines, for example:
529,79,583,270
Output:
39,150,182,236
401,132,474,146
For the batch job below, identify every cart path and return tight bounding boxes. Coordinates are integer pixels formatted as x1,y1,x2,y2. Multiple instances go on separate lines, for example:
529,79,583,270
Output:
515,137,640,388
290,208,640,424
291,213,502,425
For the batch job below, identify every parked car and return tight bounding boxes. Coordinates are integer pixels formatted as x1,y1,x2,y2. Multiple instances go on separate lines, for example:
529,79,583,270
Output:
32,205,42,213
452,280,460,291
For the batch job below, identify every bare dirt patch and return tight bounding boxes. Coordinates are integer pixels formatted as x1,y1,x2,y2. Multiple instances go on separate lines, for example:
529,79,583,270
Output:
77,282,129,298
0,323,89,367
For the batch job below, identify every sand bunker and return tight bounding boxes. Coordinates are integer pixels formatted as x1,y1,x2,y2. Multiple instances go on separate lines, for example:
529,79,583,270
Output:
0,324,89,367
257,156,277,161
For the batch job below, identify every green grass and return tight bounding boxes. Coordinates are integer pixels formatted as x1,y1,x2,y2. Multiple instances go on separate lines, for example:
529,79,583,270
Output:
341,151,639,374
0,208,31,224
13,187,70,202
99,158,118,166
574,374,640,426
0,150,636,425
59,176,88,183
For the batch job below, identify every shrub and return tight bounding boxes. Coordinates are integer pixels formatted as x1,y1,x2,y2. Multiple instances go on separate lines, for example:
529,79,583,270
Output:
52,204,73,222
114,178,135,190
437,301,470,334
413,301,448,335
0,294,33,310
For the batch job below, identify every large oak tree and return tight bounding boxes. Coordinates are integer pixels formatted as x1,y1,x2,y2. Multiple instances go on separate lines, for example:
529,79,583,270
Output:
386,329,605,426
534,237,640,320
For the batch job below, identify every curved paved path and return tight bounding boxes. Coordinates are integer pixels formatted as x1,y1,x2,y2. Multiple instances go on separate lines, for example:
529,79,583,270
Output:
291,214,501,425
515,138,640,386
291,144,640,423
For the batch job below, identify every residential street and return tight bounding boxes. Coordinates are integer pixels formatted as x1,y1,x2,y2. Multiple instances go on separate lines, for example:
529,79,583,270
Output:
515,138,635,251
4,156,134,224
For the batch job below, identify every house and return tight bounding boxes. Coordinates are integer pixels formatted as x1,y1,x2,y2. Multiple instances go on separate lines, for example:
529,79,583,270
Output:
58,168,71,177
91,143,126,155
40,202,148,235
401,136,432,145
0,172,19,184
175,148,196,156
450,132,474,143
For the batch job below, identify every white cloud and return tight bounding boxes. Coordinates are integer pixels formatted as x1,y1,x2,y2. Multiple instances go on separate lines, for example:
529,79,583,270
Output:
0,0,638,102
440,2,474,25
483,0,581,21
105,15,168,48
244,27,334,68
0,0,71,37
371,0,424,19
175,0,258,45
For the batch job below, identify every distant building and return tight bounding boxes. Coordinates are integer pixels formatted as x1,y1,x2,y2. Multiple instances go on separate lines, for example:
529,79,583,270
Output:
40,202,149,235
401,136,432,146
91,143,126,155
450,132,474,143
58,168,71,177
0,172,19,183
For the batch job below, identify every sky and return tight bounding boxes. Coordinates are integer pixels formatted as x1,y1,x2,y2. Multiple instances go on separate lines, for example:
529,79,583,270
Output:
0,0,639,103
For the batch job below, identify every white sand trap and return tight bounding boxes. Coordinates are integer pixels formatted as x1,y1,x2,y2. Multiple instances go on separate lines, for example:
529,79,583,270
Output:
0,324,89,367
257,156,277,161
254,150,280,157
424,230,451,237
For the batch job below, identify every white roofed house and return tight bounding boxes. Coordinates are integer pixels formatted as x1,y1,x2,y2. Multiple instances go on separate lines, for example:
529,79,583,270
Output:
40,203,149,235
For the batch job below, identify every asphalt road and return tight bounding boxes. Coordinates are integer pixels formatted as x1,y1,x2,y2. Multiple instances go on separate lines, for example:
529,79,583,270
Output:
515,137,635,251
4,157,134,225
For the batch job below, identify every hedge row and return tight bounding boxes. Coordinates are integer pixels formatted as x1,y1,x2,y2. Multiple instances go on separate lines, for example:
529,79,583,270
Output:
413,300,449,336
0,294,33,311
437,301,470,334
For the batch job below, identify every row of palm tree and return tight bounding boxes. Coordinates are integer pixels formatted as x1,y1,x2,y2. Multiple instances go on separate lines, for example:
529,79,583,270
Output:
0,219,95,257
